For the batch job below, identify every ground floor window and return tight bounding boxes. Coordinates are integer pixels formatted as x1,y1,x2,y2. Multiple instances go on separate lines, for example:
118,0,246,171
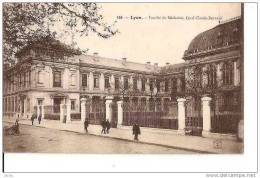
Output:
53,98,62,113
71,99,76,110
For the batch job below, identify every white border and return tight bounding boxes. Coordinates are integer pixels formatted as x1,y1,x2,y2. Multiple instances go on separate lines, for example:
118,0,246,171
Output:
0,1,258,176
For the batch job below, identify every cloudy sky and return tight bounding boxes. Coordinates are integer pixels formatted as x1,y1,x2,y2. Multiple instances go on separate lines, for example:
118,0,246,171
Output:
73,3,241,66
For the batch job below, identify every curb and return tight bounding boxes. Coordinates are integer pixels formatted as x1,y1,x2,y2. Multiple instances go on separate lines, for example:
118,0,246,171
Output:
4,120,214,154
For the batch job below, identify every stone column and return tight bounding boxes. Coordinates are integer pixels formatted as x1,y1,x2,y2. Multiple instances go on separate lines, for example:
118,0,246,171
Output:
137,78,142,91
105,96,113,122
234,60,239,86
145,78,150,93
100,72,105,91
110,74,115,91
117,101,123,127
201,96,212,137
66,99,71,123
80,98,87,123
129,76,133,90
216,62,223,87
60,104,64,123
177,98,186,135
37,105,40,119
89,71,94,91
41,105,45,120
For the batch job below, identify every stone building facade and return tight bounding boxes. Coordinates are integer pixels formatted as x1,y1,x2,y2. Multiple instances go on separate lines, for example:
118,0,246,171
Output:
3,16,242,135
3,44,184,121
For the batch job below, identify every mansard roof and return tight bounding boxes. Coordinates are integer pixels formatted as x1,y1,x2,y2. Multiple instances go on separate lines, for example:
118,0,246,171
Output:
183,17,242,60
76,54,160,73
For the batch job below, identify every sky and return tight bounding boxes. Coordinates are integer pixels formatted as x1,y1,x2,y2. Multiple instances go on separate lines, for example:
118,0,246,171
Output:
71,3,241,66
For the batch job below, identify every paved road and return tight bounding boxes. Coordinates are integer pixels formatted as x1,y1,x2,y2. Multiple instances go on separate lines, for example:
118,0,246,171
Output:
3,122,197,154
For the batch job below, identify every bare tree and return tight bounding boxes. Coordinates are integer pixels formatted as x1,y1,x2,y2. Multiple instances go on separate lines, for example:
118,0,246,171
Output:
3,3,118,64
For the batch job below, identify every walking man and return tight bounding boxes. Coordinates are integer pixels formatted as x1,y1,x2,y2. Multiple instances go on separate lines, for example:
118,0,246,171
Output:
106,119,111,134
84,119,89,133
101,119,106,134
132,122,141,141
38,113,42,124
31,113,36,125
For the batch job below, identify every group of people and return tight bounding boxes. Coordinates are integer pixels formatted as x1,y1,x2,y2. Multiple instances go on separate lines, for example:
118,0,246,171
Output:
83,119,111,135
84,118,141,140
30,113,42,125
101,119,111,134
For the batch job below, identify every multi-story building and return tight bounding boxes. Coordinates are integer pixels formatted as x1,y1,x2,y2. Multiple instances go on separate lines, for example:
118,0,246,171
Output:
3,36,184,121
182,16,242,134
3,16,242,135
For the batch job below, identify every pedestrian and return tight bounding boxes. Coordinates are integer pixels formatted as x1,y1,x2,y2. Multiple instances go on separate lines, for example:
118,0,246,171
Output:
132,122,141,141
14,119,20,134
101,119,106,134
106,119,111,134
84,119,89,133
38,113,42,124
30,113,36,125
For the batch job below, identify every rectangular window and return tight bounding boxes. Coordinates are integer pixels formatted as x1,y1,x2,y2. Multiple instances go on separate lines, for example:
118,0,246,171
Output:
28,71,31,87
105,76,110,88
223,62,234,85
141,78,146,91
37,99,43,105
115,77,119,90
149,79,154,91
82,74,88,87
133,78,138,90
53,71,62,87
71,100,76,110
171,78,177,93
94,75,99,88
124,77,129,90
165,79,169,92
24,72,26,87
156,80,160,92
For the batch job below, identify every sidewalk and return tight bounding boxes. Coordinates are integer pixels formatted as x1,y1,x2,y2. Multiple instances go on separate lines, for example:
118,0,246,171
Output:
3,118,243,154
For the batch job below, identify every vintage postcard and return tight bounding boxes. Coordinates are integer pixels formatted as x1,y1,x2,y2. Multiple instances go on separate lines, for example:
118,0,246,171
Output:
2,1,256,175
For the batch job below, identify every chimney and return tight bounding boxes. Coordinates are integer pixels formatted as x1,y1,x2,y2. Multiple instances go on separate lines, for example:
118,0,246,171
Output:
146,61,151,65
122,57,127,61
154,63,158,67
93,52,98,56
166,62,170,66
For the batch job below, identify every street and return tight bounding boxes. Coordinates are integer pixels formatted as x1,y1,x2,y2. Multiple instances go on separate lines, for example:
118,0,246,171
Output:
3,122,197,154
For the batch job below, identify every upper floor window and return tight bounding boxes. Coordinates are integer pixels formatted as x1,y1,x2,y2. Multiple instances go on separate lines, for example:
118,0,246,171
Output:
82,73,88,87
53,71,62,87
171,78,177,93
115,77,119,90
105,76,110,88
165,79,169,92
207,64,217,88
23,72,26,87
94,75,99,88
124,76,129,90
222,62,234,85
156,80,160,92
149,79,154,91
141,78,146,91
133,78,138,90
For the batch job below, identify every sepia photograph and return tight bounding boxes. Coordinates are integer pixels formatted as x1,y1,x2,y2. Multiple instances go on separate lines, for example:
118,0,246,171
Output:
1,1,257,175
